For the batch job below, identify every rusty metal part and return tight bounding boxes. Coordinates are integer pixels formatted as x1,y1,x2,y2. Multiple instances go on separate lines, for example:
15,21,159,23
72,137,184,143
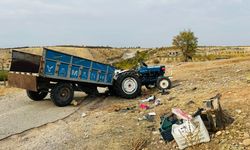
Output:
201,93,225,132
8,73,37,91
10,50,41,73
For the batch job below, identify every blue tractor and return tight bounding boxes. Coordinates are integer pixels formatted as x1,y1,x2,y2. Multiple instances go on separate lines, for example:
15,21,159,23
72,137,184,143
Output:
112,62,172,99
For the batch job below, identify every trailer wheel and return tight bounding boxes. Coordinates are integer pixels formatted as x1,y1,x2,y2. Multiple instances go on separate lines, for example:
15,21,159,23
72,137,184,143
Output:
50,82,74,107
114,72,141,99
156,76,171,90
27,89,48,101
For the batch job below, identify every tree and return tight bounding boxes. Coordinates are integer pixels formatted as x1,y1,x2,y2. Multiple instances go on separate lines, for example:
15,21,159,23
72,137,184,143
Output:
172,30,198,61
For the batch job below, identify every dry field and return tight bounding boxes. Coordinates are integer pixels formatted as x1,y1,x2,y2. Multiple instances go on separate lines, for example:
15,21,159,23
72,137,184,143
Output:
0,56,249,150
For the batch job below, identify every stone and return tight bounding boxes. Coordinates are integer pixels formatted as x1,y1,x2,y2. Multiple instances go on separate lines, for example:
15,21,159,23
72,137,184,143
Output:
216,131,222,136
235,109,242,114
159,140,164,144
243,133,250,139
152,131,159,135
72,100,78,106
242,139,250,146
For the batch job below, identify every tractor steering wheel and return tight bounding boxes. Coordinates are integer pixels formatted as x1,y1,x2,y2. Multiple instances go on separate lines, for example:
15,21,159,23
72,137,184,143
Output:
140,61,148,67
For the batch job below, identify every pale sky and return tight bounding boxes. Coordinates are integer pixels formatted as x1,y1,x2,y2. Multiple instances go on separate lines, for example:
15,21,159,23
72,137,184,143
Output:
0,0,249,48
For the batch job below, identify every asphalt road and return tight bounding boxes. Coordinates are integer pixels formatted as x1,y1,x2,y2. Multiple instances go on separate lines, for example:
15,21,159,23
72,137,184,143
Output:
0,91,79,140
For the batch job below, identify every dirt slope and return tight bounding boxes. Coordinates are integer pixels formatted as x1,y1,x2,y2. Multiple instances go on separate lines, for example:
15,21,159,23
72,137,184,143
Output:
0,57,249,150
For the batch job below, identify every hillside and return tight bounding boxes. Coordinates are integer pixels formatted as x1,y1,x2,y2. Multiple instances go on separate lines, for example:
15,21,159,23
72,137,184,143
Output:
0,56,249,149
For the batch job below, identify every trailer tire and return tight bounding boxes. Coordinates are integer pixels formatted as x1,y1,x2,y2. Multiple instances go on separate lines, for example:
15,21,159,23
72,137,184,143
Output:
156,76,171,90
50,82,74,107
114,72,141,99
27,89,48,101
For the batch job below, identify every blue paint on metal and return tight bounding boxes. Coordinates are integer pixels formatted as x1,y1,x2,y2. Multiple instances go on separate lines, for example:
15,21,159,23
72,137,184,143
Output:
45,60,56,75
90,70,98,81
46,50,71,63
81,68,89,80
70,65,80,79
106,74,113,83
72,57,91,67
92,62,107,71
137,65,165,85
58,63,68,77
98,72,106,82
43,48,115,85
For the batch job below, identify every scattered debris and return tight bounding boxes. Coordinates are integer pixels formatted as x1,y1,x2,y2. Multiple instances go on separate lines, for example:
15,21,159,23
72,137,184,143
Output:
201,93,226,132
191,87,197,91
81,112,87,117
160,89,168,95
172,108,192,121
145,112,156,122
156,94,234,149
138,112,156,122
117,106,136,113
159,113,177,142
154,99,161,106
148,112,156,116
71,100,78,106
235,109,242,114
139,104,150,110
215,131,222,136
171,115,210,150
140,95,155,103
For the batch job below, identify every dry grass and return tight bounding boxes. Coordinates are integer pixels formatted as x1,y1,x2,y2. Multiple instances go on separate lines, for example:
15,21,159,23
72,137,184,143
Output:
0,87,22,96
131,137,149,150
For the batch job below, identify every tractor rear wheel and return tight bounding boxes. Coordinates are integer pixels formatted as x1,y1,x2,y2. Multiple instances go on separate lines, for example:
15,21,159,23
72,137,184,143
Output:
50,82,74,107
156,76,171,90
27,89,48,101
114,72,141,99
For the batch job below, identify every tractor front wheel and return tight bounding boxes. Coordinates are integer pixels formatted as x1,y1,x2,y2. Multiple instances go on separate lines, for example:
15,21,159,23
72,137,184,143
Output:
156,76,171,90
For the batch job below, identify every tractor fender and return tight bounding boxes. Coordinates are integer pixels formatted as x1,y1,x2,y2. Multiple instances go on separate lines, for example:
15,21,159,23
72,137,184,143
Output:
113,70,138,80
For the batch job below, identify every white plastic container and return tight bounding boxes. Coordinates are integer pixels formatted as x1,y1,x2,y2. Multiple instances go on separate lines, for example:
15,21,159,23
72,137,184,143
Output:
171,115,210,149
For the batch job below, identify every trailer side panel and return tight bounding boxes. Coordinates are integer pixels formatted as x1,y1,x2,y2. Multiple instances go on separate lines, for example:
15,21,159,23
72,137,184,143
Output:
41,48,115,86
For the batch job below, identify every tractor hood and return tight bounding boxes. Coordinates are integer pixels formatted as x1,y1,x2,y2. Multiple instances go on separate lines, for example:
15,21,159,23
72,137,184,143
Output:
138,65,166,73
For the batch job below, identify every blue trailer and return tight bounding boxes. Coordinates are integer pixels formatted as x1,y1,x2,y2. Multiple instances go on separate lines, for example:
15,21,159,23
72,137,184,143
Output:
8,48,171,107
8,48,116,106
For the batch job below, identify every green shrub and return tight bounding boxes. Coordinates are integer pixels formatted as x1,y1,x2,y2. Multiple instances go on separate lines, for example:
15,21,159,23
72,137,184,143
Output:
114,51,149,69
0,71,8,81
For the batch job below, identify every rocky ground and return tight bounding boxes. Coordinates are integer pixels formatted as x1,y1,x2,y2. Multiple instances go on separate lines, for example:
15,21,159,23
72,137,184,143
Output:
0,57,250,150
